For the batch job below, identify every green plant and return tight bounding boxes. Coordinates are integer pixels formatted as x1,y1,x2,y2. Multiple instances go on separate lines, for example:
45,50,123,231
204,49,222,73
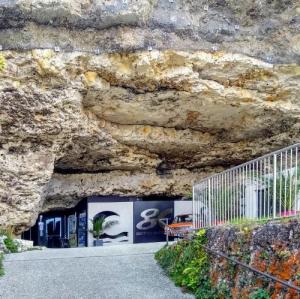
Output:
229,218,269,227
269,171,300,214
68,235,77,248
227,261,237,279
89,217,118,240
208,165,300,223
259,250,269,260
155,229,225,298
4,238,18,253
0,226,18,254
276,249,291,260
239,276,250,288
215,280,231,298
252,167,300,216
249,288,270,299
243,252,251,264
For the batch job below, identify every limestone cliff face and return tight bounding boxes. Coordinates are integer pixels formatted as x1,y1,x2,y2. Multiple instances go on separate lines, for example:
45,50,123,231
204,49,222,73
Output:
1,0,300,232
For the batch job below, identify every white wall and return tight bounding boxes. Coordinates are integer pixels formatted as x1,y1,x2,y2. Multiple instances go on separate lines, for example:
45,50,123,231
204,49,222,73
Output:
88,202,133,246
174,200,192,216
296,194,300,211
244,184,258,219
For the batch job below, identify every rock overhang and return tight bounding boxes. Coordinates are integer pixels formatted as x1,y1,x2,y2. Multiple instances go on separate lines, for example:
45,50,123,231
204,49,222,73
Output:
1,0,300,63
1,0,300,232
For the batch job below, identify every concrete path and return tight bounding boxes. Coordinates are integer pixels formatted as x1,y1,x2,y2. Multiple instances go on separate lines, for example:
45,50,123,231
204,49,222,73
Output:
0,243,194,299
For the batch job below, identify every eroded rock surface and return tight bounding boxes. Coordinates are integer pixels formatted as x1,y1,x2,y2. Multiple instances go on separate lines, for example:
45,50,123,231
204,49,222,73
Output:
1,0,300,64
1,0,300,232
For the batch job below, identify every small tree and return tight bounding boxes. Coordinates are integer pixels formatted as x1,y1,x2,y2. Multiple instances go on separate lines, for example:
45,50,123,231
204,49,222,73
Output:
90,217,118,240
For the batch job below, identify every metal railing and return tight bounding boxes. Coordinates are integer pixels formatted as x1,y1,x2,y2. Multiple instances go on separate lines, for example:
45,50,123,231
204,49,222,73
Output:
193,143,300,229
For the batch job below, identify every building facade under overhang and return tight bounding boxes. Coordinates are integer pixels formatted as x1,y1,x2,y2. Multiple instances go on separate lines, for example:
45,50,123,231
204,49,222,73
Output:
22,196,192,248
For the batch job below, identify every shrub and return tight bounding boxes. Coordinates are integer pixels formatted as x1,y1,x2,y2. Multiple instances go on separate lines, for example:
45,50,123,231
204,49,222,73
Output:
4,238,18,253
155,230,220,298
0,226,18,253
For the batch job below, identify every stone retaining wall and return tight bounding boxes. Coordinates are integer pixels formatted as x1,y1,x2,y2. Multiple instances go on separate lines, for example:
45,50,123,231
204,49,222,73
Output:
206,219,300,298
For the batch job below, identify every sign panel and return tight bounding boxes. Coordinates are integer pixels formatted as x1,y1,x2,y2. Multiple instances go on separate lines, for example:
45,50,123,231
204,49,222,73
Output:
68,214,77,248
88,202,133,246
133,201,174,243
78,212,87,247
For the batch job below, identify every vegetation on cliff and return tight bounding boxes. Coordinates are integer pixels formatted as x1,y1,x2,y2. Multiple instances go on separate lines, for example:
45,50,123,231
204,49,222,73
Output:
155,221,300,298
155,232,272,298
155,230,229,298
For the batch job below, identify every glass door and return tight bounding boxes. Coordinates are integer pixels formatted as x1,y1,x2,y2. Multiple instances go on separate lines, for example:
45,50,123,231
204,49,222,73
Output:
46,217,62,248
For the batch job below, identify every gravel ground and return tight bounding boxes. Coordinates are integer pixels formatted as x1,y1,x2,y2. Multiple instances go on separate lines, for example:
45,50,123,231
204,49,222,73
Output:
0,243,194,299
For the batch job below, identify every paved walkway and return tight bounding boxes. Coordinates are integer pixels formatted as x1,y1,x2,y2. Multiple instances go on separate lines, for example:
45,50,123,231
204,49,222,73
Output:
0,243,194,299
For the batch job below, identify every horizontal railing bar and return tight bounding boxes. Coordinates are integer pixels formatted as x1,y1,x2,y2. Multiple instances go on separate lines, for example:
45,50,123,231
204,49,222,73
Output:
195,143,300,186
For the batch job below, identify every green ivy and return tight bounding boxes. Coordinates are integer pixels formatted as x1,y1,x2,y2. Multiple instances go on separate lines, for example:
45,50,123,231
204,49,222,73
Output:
155,229,229,298
249,288,270,299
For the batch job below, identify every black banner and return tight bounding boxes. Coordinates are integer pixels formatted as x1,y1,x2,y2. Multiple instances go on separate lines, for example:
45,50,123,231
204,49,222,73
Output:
133,201,174,243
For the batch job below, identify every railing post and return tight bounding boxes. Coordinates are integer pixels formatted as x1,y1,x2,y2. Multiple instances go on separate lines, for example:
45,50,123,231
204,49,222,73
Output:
208,179,212,226
166,218,169,246
273,153,277,218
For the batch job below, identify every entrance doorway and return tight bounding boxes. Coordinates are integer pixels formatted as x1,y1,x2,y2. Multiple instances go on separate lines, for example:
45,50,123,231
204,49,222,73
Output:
45,216,62,248
22,199,87,248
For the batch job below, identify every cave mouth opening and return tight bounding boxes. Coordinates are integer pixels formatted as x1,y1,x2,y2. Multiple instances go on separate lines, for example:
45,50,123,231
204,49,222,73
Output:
23,194,192,248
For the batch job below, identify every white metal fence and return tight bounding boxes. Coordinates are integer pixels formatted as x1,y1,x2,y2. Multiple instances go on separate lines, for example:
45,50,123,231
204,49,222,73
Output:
193,143,300,229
